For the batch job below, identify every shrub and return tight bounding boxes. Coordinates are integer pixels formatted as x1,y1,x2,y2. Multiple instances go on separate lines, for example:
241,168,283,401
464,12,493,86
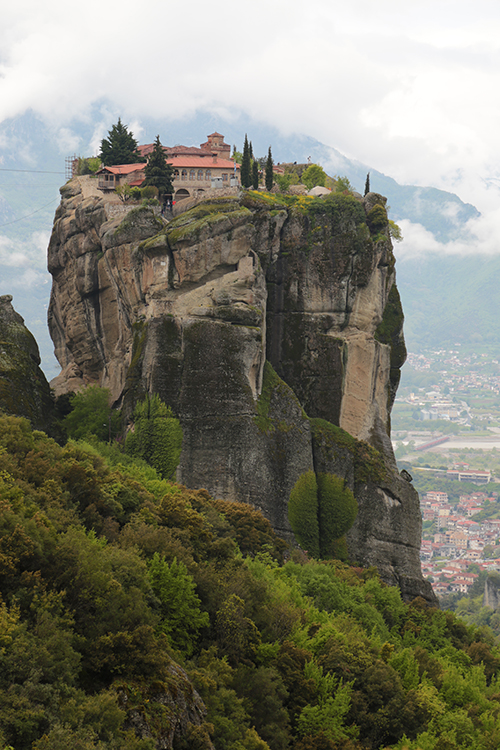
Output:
366,204,388,233
288,471,320,558
317,473,358,559
288,472,357,561
63,386,121,442
141,186,159,200
125,394,182,480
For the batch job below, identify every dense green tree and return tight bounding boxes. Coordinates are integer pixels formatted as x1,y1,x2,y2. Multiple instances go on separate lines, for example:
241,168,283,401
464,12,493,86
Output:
99,118,143,166
241,134,252,188
364,172,370,196
125,393,182,479
288,472,357,560
317,473,358,559
141,135,174,198
334,175,353,193
252,160,259,190
301,164,327,190
148,553,209,655
265,147,274,191
288,471,320,557
63,386,121,442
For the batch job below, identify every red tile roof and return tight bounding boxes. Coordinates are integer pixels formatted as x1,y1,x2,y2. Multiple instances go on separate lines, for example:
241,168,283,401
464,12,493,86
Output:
97,163,145,175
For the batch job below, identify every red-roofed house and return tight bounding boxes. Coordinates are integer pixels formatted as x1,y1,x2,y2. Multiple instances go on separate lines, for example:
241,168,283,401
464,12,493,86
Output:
97,132,240,201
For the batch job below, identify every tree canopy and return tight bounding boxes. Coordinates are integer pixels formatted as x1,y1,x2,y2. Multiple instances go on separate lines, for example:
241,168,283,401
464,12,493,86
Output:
265,147,274,191
301,164,327,190
99,118,144,166
241,134,252,188
2,411,500,749
141,135,174,197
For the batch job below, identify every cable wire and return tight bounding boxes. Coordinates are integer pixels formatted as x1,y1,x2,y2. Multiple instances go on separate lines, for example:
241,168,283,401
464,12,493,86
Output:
0,198,59,228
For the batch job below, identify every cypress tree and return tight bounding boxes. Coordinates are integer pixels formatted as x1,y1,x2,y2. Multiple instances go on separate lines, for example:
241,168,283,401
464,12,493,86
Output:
141,135,174,198
364,172,370,196
252,160,259,190
99,118,143,166
265,147,274,191
241,134,251,188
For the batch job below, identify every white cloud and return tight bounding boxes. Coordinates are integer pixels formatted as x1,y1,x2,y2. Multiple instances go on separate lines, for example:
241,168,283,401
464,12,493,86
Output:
396,207,500,260
2,0,500,218
0,229,51,270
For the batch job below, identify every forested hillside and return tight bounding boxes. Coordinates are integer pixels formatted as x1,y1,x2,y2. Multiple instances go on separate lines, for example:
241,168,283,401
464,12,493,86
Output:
2,413,500,750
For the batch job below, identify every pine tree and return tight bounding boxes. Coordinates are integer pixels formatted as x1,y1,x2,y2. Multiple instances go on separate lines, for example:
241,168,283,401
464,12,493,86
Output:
252,160,259,190
364,172,370,196
241,134,252,188
265,147,274,191
99,117,143,166
141,135,174,198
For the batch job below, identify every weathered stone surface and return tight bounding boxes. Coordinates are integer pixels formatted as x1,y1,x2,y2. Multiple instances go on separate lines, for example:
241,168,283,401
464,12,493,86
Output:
0,295,54,429
120,661,214,750
47,180,435,602
484,574,500,610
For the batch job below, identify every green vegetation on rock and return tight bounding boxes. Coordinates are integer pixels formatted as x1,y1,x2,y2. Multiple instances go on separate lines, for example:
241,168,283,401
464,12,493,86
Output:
63,385,121,442
125,393,182,480
2,413,500,749
288,470,358,561
310,417,388,485
288,470,320,557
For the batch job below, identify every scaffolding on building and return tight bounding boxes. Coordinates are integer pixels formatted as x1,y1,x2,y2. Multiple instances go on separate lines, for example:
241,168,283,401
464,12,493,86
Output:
65,155,78,181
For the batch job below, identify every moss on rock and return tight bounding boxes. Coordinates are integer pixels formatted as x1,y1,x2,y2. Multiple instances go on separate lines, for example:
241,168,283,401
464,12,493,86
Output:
310,417,387,485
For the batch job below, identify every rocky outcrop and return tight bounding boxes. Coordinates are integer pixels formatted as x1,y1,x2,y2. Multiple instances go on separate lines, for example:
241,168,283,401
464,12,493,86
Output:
119,662,214,750
484,574,500,610
47,177,435,603
0,294,53,429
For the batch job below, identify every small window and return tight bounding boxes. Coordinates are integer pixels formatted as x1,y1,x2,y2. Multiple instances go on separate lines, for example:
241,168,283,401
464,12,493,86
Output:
197,170,204,181
189,170,195,181
174,170,179,178
181,170,187,181
205,170,211,180
222,173,228,181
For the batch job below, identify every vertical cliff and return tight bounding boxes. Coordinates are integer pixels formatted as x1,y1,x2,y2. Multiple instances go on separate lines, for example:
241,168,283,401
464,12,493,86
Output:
0,294,53,430
47,177,435,603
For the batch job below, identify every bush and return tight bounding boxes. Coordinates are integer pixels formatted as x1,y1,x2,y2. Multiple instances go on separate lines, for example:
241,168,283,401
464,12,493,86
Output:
141,186,159,200
125,394,182,480
288,472,357,561
317,473,358,558
63,386,121,442
366,204,388,233
288,471,320,557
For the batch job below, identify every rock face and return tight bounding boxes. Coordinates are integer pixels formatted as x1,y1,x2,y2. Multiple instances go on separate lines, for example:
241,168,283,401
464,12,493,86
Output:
48,177,435,603
0,294,53,429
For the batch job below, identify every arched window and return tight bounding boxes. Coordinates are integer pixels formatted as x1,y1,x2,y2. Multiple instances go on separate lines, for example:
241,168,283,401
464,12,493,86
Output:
205,170,211,180
189,170,195,181
173,169,179,180
197,170,204,181
181,170,187,181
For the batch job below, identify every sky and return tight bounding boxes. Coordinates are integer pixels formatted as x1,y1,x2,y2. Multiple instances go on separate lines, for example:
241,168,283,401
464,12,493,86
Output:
2,0,500,256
